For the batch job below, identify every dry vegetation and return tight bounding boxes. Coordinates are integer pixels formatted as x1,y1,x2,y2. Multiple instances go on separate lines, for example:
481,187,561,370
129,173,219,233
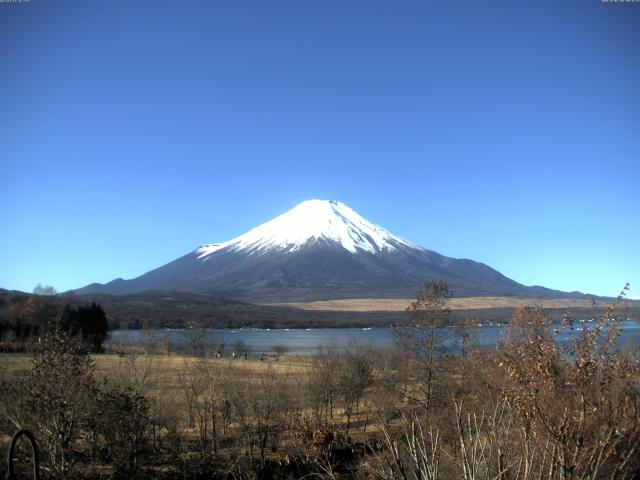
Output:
1,283,639,479
265,296,619,312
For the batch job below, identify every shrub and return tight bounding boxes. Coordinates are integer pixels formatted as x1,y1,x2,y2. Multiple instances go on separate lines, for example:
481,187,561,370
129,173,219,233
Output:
88,386,149,479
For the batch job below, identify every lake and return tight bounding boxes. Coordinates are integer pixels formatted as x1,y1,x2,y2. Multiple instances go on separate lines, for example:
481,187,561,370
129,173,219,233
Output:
106,318,640,356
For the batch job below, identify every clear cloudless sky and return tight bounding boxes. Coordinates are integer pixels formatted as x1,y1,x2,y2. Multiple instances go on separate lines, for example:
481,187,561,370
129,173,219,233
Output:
0,0,638,297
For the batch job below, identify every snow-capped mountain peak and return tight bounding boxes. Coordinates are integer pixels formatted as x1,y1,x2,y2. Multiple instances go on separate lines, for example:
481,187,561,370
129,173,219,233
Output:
196,199,415,258
76,200,573,302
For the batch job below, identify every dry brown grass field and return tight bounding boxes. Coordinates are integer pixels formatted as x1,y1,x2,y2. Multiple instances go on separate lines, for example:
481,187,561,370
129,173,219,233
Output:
0,349,314,385
266,296,604,311
0,352,314,415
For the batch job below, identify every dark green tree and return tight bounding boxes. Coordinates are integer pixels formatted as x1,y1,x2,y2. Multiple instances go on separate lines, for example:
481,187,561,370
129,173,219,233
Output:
59,302,109,352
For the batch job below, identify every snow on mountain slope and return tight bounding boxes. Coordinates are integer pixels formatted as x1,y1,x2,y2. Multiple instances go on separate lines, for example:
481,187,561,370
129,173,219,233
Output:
196,199,417,258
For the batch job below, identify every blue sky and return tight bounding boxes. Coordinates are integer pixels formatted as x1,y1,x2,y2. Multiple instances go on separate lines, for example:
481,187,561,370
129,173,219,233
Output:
1,0,638,298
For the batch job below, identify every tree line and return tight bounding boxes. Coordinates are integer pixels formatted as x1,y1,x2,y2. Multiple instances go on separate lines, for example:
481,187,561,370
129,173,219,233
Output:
0,286,109,352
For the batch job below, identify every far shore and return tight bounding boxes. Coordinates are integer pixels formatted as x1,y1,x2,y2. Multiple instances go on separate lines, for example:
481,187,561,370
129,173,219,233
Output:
263,296,633,312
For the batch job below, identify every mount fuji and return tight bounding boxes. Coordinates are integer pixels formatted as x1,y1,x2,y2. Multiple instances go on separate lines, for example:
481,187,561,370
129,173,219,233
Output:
77,200,574,302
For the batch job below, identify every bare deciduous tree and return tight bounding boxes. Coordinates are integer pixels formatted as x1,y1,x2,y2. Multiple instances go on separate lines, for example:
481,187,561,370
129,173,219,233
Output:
228,366,293,467
23,331,98,478
396,280,450,413
337,345,374,434
499,285,640,480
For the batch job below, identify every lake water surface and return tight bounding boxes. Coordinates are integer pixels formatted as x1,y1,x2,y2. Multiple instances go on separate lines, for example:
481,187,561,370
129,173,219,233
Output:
107,319,640,356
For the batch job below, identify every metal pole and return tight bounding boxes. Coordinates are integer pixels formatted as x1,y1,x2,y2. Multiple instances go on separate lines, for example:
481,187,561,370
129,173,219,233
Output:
5,429,39,480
